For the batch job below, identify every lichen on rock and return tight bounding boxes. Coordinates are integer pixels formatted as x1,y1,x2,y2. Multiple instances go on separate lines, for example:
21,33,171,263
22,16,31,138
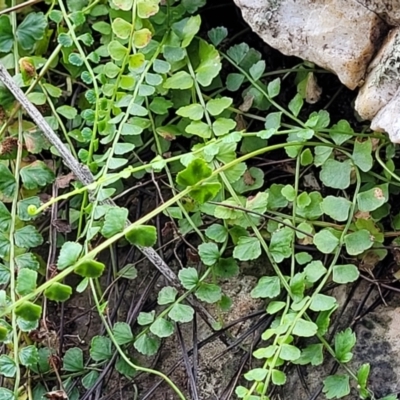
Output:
355,27,400,120
356,0,400,26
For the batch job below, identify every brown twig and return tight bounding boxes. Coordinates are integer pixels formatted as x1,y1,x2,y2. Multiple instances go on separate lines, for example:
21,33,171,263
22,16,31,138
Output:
0,0,43,15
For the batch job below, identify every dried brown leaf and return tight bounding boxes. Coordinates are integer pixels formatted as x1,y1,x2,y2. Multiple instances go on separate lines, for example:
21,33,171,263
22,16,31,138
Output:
44,390,68,400
305,72,322,104
243,170,255,186
56,172,76,188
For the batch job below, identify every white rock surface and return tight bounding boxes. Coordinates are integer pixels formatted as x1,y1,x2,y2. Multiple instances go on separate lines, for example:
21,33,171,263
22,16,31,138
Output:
355,27,400,120
235,0,400,143
233,0,387,89
356,0,400,26
371,86,400,143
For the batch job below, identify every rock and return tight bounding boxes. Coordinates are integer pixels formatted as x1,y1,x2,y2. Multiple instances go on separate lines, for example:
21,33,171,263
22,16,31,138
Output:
371,86,400,143
356,0,400,26
233,0,387,89
282,282,400,399
355,27,400,120
234,0,400,142
352,305,400,399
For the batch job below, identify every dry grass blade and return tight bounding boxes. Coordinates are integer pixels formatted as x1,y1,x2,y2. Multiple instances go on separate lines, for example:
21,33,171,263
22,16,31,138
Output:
0,0,43,15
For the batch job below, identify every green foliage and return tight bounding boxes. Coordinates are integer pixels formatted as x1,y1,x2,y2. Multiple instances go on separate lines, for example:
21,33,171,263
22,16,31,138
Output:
334,328,356,363
214,257,239,278
205,224,228,243
313,229,339,254
321,196,351,222
310,294,337,312
251,276,280,299
357,185,388,212
15,302,41,322
319,159,352,189
198,242,220,265
233,236,261,261
101,207,128,238
150,318,174,338
293,344,324,366
138,311,155,326
179,267,199,290
63,348,84,372
168,304,194,323
0,0,394,398
323,375,350,399
158,287,178,305
269,227,293,262
44,283,72,302
90,336,113,362
125,225,157,247
134,333,160,356
113,322,134,345
82,370,100,388
293,319,318,337
195,282,221,303
332,264,359,284
16,269,37,296
177,158,212,187
57,242,82,269
117,264,138,280
357,364,371,399
74,260,105,278
0,13,46,53
20,161,55,190
19,345,39,367
15,225,43,249
344,230,373,255
0,355,16,378
0,388,15,400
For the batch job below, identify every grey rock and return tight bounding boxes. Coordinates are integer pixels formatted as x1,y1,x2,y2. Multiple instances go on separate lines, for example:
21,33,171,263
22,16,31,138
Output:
371,86,400,143
356,0,400,26
281,282,400,399
355,27,400,120
233,0,387,89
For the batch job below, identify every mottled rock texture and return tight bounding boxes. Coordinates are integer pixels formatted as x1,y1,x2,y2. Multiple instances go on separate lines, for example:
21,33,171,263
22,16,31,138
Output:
234,0,400,143
371,86,400,143
233,0,387,89
357,0,400,26
355,27,400,121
